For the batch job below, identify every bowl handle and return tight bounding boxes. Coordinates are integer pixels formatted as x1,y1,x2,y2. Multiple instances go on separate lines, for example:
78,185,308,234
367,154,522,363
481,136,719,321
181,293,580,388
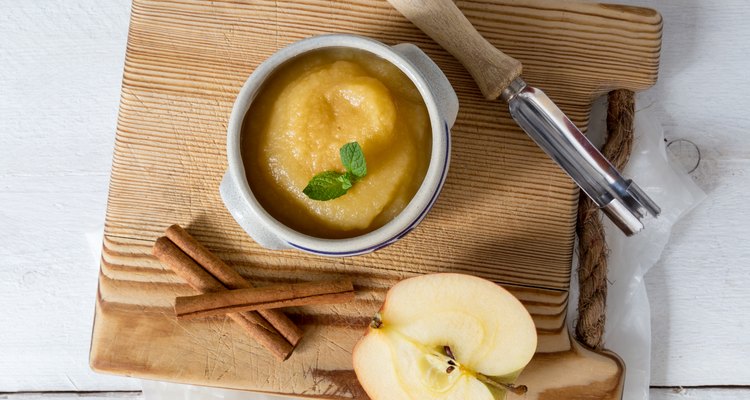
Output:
391,43,459,128
220,172,291,250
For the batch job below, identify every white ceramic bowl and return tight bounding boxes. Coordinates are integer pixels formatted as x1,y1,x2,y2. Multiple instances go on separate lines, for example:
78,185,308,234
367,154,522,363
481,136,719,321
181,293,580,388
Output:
221,34,458,256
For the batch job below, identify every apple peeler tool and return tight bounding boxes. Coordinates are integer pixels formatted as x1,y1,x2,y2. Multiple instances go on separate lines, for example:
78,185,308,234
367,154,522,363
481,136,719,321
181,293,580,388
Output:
388,0,661,235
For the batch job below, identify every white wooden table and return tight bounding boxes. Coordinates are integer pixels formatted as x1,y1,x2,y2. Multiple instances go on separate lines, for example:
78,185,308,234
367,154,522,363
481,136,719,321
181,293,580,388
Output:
1,1,747,399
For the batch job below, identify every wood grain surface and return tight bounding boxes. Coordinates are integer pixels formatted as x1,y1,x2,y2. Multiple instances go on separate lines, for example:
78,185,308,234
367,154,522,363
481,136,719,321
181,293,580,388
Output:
89,0,661,398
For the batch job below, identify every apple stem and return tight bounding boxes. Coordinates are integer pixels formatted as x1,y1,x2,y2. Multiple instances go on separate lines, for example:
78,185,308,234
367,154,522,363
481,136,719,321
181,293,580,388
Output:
370,312,383,329
443,345,527,395
475,373,528,396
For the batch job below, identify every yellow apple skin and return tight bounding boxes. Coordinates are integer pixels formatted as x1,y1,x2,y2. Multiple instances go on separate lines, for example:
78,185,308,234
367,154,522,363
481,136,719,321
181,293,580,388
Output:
352,273,537,400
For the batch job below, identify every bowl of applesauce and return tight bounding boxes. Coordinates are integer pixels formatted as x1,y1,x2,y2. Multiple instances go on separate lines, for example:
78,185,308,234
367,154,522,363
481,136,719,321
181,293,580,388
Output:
221,34,458,256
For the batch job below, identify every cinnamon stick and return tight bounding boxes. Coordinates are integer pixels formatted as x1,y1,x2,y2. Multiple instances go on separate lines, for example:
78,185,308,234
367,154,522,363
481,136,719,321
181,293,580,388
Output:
175,280,355,320
165,225,304,349
153,237,294,361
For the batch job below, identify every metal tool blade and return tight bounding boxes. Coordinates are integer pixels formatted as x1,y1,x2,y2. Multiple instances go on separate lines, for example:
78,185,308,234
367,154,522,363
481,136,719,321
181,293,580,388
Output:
501,78,661,235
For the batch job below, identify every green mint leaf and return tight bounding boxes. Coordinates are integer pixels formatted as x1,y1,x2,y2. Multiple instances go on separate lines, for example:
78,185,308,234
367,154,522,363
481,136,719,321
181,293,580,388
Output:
344,171,358,186
302,141,368,201
303,171,352,201
338,173,353,190
340,142,367,179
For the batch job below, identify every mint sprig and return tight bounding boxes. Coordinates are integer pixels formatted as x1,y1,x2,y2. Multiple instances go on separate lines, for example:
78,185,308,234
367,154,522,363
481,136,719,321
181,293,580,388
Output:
303,142,367,201
340,142,367,179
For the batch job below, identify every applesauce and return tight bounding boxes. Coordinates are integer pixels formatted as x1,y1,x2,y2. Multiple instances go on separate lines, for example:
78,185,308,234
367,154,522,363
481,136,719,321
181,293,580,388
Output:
241,48,432,239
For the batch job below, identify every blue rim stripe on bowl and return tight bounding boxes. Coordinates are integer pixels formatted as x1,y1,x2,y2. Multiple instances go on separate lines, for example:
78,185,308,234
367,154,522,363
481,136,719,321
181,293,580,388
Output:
289,121,451,256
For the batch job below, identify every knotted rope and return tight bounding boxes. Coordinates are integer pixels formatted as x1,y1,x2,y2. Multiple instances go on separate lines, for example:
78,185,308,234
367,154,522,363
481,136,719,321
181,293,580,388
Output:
575,89,635,349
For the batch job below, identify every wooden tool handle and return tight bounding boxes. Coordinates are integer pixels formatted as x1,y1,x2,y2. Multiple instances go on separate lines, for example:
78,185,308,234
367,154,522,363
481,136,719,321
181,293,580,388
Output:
387,0,522,100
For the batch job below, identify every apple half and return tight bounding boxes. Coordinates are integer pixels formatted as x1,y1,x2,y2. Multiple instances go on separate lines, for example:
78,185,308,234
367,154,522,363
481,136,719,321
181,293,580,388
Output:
353,273,537,400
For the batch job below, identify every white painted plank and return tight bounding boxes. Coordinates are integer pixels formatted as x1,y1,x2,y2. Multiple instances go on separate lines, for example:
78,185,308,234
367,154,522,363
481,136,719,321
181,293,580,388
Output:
0,394,142,400
650,388,750,400
0,0,139,392
0,176,141,391
625,0,750,387
629,0,750,160
0,0,749,393
647,164,750,385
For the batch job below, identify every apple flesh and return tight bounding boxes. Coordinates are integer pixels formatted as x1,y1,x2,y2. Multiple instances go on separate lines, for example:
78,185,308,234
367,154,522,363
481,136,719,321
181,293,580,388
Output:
353,273,537,400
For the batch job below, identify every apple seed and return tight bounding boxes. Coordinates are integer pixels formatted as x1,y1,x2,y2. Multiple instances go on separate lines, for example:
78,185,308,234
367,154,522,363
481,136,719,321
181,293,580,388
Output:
443,345,456,360
443,344,528,395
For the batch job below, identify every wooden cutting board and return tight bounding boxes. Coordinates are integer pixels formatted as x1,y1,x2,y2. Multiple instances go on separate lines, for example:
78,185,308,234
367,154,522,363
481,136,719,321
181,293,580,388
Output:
90,0,661,398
